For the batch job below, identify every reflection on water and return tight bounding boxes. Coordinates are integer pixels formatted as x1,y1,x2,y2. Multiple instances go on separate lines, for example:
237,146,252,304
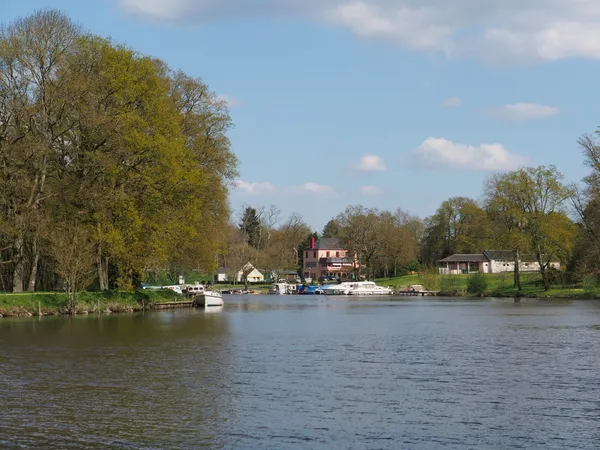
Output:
1,296,600,449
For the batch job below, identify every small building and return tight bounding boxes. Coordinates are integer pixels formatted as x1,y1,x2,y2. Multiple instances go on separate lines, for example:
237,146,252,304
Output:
214,264,264,283
236,263,264,283
214,268,229,282
438,250,561,275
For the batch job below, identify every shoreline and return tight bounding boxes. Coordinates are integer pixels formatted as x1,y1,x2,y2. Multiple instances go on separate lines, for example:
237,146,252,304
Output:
0,288,598,318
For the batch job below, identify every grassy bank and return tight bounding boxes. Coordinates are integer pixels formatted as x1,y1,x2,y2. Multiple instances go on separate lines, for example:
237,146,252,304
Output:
0,289,181,318
376,272,600,299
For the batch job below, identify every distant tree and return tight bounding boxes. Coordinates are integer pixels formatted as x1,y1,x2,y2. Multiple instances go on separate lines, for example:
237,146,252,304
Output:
420,197,491,266
485,166,575,290
239,207,262,249
336,205,387,280
322,219,341,238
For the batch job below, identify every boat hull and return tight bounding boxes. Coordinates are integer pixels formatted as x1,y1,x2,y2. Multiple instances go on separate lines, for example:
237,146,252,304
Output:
195,292,224,307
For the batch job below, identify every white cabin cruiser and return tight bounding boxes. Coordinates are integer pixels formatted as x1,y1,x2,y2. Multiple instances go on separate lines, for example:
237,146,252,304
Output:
269,282,289,295
189,285,224,307
321,281,393,296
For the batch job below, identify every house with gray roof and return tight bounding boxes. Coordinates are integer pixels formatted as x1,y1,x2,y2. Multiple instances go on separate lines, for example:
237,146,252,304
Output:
438,250,560,275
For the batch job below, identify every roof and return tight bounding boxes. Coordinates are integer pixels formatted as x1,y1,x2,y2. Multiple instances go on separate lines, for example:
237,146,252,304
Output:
484,250,538,262
216,268,228,274
315,237,346,250
438,254,489,263
483,250,513,261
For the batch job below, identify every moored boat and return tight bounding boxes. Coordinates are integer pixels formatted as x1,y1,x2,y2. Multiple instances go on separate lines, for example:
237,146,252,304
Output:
190,285,224,307
268,282,289,295
321,281,392,296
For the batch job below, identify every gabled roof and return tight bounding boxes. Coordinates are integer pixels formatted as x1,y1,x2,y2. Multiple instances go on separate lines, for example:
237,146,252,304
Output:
315,237,346,250
438,254,489,263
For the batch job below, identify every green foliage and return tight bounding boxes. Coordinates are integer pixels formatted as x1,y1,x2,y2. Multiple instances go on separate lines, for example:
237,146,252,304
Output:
582,275,599,294
239,207,262,249
439,275,465,295
0,10,237,293
467,273,488,296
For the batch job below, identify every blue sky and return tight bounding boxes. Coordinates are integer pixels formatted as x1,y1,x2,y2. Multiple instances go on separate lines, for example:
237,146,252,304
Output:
4,0,600,231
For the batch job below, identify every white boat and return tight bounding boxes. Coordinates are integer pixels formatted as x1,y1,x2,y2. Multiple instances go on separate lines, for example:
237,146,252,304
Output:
321,281,393,296
190,285,224,307
268,282,289,295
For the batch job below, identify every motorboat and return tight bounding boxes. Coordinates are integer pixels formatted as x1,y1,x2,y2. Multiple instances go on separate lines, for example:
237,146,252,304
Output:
190,285,224,307
299,285,323,295
269,282,289,295
321,281,393,296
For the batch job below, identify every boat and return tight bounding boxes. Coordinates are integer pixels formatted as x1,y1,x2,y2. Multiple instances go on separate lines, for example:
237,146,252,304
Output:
299,285,323,295
268,282,289,295
189,285,224,307
321,281,393,296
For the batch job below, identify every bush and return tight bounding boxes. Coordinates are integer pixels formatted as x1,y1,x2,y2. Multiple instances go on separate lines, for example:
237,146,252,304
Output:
439,275,464,295
582,274,599,294
467,273,488,296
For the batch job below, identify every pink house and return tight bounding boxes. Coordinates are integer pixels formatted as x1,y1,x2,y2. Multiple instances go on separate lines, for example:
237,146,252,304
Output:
303,237,356,280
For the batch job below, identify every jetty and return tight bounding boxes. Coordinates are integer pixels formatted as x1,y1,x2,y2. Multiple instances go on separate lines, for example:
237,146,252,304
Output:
152,300,195,310
394,289,439,296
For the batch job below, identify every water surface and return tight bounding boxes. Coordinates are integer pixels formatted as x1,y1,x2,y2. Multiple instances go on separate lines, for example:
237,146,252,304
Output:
1,296,600,449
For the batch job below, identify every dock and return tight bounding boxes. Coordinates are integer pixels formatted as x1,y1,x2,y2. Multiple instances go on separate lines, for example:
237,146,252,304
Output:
394,290,439,296
152,300,195,310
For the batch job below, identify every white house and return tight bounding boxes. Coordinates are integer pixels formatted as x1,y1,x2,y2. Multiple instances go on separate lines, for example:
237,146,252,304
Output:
438,250,560,275
236,263,264,283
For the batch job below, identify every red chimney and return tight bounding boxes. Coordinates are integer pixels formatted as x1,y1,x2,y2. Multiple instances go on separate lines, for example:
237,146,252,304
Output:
310,237,315,249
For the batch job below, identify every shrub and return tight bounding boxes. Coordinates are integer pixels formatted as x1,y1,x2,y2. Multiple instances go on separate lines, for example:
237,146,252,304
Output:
467,273,488,296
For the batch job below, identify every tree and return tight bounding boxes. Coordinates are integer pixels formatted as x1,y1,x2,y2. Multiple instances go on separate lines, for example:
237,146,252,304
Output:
0,9,81,292
0,10,238,293
336,205,386,280
485,166,575,290
420,197,491,266
322,219,341,238
239,206,262,249
572,133,600,275
50,222,96,313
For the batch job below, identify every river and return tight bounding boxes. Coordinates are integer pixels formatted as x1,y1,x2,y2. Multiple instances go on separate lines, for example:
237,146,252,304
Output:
1,295,599,449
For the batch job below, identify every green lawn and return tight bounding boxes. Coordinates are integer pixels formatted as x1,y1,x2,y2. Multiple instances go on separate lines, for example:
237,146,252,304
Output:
0,289,180,317
376,272,598,299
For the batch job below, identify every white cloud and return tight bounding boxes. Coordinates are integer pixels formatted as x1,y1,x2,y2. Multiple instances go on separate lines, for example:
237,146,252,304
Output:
441,97,463,108
353,154,387,172
360,185,384,196
117,0,600,63
216,94,242,109
235,180,276,196
487,103,559,121
287,182,339,198
413,137,527,171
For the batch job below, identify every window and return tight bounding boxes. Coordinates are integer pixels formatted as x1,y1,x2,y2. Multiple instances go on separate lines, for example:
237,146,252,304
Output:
336,252,340,257
305,251,308,259
313,251,316,258
326,251,330,257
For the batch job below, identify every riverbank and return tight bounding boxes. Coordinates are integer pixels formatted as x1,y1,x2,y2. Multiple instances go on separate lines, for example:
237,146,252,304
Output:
377,273,600,299
0,289,181,318
2,273,599,318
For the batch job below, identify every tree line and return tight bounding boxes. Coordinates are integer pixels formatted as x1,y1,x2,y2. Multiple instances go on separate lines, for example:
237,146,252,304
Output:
0,10,237,298
232,154,600,292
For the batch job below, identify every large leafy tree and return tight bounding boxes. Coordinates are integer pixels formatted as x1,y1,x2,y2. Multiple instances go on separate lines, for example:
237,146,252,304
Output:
420,197,491,266
0,10,238,292
484,166,575,290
